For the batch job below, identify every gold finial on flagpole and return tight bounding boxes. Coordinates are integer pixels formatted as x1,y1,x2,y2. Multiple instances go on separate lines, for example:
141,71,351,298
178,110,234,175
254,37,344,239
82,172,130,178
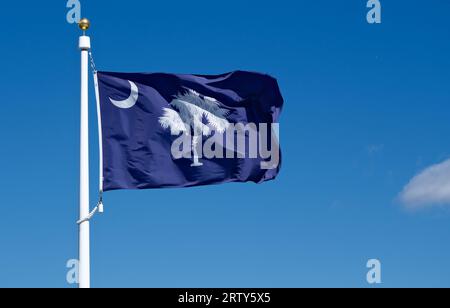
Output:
79,18,90,31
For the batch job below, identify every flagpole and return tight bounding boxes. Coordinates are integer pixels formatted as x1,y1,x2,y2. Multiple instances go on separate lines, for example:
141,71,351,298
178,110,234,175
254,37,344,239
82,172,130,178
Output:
78,18,91,289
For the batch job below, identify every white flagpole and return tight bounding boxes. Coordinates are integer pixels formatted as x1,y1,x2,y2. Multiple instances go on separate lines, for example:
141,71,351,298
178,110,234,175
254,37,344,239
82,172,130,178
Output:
78,18,91,289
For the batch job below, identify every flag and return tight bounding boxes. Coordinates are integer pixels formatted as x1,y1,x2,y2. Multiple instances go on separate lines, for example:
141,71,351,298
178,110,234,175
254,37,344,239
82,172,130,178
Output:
96,70,283,191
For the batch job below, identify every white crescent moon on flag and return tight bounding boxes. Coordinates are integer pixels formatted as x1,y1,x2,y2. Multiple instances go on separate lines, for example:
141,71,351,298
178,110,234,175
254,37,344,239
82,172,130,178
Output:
109,80,139,109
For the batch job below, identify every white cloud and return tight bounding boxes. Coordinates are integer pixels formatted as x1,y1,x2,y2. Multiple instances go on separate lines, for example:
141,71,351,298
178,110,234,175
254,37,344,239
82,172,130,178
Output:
399,159,450,208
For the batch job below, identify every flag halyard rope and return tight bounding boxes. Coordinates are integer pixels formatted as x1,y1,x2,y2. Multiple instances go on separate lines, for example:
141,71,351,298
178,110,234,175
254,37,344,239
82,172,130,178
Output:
77,205,100,225
76,50,104,225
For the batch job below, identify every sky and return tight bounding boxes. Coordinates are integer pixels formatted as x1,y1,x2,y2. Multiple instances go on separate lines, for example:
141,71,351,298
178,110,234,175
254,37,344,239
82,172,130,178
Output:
0,0,449,288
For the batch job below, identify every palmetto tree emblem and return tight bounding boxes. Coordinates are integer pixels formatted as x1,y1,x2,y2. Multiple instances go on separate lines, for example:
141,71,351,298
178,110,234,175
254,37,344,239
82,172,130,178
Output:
159,89,230,167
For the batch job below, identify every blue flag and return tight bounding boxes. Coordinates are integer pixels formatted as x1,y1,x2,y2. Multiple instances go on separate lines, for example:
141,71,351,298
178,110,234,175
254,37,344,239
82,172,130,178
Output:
96,71,283,191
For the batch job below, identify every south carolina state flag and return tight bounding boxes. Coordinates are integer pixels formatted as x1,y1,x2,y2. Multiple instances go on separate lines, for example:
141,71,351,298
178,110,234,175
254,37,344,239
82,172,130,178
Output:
96,71,283,191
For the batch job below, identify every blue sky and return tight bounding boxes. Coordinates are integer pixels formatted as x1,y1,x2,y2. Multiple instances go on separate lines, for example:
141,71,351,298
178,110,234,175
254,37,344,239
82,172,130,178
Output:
0,0,449,287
